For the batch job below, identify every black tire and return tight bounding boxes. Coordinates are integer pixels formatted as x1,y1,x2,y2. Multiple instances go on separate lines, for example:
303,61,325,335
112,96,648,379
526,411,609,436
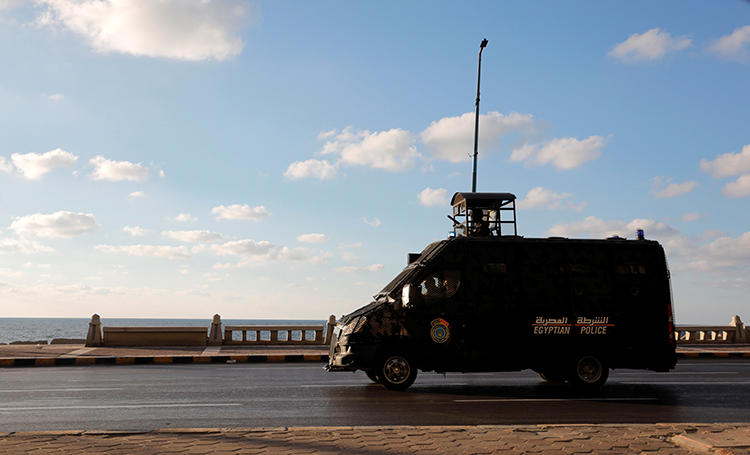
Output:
365,369,381,384
567,354,608,389
378,353,417,391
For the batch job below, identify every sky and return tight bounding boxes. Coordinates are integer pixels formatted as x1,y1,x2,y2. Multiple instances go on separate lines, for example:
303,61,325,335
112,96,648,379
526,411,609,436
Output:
0,1,748,324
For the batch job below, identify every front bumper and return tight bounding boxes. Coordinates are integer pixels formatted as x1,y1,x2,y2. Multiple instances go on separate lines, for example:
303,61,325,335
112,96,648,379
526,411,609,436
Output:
326,325,378,371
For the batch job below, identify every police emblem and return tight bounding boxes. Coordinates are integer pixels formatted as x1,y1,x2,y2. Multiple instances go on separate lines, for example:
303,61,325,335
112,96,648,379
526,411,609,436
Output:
430,318,450,344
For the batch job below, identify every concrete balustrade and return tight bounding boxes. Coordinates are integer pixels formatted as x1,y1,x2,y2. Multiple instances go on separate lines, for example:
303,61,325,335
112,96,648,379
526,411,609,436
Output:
85,314,338,347
675,326,739,343
79,313,746,347
674,315,747,344
103,327,208,346
223,325,324,345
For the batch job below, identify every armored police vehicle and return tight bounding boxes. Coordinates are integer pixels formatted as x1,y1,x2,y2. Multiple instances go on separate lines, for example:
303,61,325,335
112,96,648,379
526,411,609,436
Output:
327,192,677,390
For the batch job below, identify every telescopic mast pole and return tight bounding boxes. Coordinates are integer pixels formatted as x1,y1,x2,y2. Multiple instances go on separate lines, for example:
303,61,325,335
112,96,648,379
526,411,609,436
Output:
471,38,488,193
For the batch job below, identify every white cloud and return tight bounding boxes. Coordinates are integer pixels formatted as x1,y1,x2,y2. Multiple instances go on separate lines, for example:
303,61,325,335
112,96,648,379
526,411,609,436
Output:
212,262,233,270
297,233,328,244
0,0,24,10
363,217,381,228
0,238,54,254
418,187,449,207
0,156,12,173
682,231,750,272
335,264,384,273
680,213,702,223
96,244,191,259
420,111,536,162
211,204,270,221
89,156,149,182
36,0,247,61
723,174,750,198
162,230,223,243
510,136,606,170
10,148,78,180
284,159,337,180
123,226,147,237
320,127,419,172
650,177,697,198
47,93,65,102
272,246,326,264
174,213,197,223
700,145,750,178
548,216,679,241
128,190,146,199
709,25,750,62
10,211,96,238
519,187,585,211
210,239,273,257
207,240,324,265
608,28,692,61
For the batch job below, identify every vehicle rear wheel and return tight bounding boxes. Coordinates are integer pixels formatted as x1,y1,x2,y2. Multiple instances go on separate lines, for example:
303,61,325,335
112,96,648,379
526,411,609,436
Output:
378,353,417,391
568,354,608,389
365,369,381,384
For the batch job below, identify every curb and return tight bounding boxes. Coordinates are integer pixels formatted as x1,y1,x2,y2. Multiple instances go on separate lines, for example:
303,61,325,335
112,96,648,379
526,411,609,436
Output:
677,352,750,359
0,354,329,368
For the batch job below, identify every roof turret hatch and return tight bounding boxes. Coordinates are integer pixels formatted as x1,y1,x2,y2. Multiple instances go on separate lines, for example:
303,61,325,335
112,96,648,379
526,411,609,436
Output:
449,192,517,237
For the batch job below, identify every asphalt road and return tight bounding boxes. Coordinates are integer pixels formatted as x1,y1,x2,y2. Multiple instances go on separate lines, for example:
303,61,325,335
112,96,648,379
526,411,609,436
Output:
1,359,748,431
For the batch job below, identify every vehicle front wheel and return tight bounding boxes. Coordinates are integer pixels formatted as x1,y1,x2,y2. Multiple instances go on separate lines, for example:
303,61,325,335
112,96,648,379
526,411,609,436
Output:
567,354,608,389
378,353,417,391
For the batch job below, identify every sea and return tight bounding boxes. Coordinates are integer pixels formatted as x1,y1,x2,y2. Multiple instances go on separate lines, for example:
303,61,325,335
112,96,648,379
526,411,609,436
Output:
0,318,327,345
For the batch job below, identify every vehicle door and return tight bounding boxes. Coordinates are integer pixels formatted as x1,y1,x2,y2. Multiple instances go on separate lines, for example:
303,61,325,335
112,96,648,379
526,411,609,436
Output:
402,268,466,369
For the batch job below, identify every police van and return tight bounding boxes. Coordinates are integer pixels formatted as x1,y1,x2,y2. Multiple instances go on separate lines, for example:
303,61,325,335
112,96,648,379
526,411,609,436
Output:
327,192,677,390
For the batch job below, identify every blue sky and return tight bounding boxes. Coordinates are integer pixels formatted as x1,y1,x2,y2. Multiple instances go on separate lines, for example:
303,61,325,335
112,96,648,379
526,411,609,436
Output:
0,1,748,324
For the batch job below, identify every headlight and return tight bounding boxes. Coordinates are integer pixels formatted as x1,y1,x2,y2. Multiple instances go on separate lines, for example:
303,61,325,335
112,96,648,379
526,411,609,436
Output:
341,316,367,336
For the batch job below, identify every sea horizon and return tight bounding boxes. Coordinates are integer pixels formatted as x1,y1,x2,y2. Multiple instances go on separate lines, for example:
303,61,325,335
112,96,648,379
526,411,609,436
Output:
0,317,327,345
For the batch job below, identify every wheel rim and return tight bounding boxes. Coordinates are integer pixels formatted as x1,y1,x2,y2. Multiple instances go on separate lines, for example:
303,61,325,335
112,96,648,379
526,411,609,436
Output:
383,356,410,384
576,356,603,384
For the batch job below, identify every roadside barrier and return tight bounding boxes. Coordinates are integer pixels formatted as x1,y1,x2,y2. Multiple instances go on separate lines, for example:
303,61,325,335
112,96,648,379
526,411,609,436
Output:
674,316,748,344
84,314,338,347
223,325,324,345
3,313,742,348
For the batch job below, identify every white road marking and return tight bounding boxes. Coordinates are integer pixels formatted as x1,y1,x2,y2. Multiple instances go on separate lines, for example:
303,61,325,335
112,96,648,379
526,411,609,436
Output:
620,381,750,385
0,388,124,393
614,372,737,375
201,346,221,355
454,397,658,403
0,403,242,412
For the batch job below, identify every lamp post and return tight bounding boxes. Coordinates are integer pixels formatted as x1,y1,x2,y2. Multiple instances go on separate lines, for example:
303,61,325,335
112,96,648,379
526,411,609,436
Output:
471,38,488,193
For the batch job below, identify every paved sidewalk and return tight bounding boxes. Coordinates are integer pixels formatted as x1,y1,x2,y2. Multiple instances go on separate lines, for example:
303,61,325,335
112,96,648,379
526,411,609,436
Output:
1,424,749,454
0,344,329,367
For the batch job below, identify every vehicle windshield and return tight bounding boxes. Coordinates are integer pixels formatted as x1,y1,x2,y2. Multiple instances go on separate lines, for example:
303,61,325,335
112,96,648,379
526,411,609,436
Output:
373,240,448,299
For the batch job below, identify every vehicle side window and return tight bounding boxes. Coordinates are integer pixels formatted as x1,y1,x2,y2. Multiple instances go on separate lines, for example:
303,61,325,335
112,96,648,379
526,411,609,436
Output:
419,270,461,301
